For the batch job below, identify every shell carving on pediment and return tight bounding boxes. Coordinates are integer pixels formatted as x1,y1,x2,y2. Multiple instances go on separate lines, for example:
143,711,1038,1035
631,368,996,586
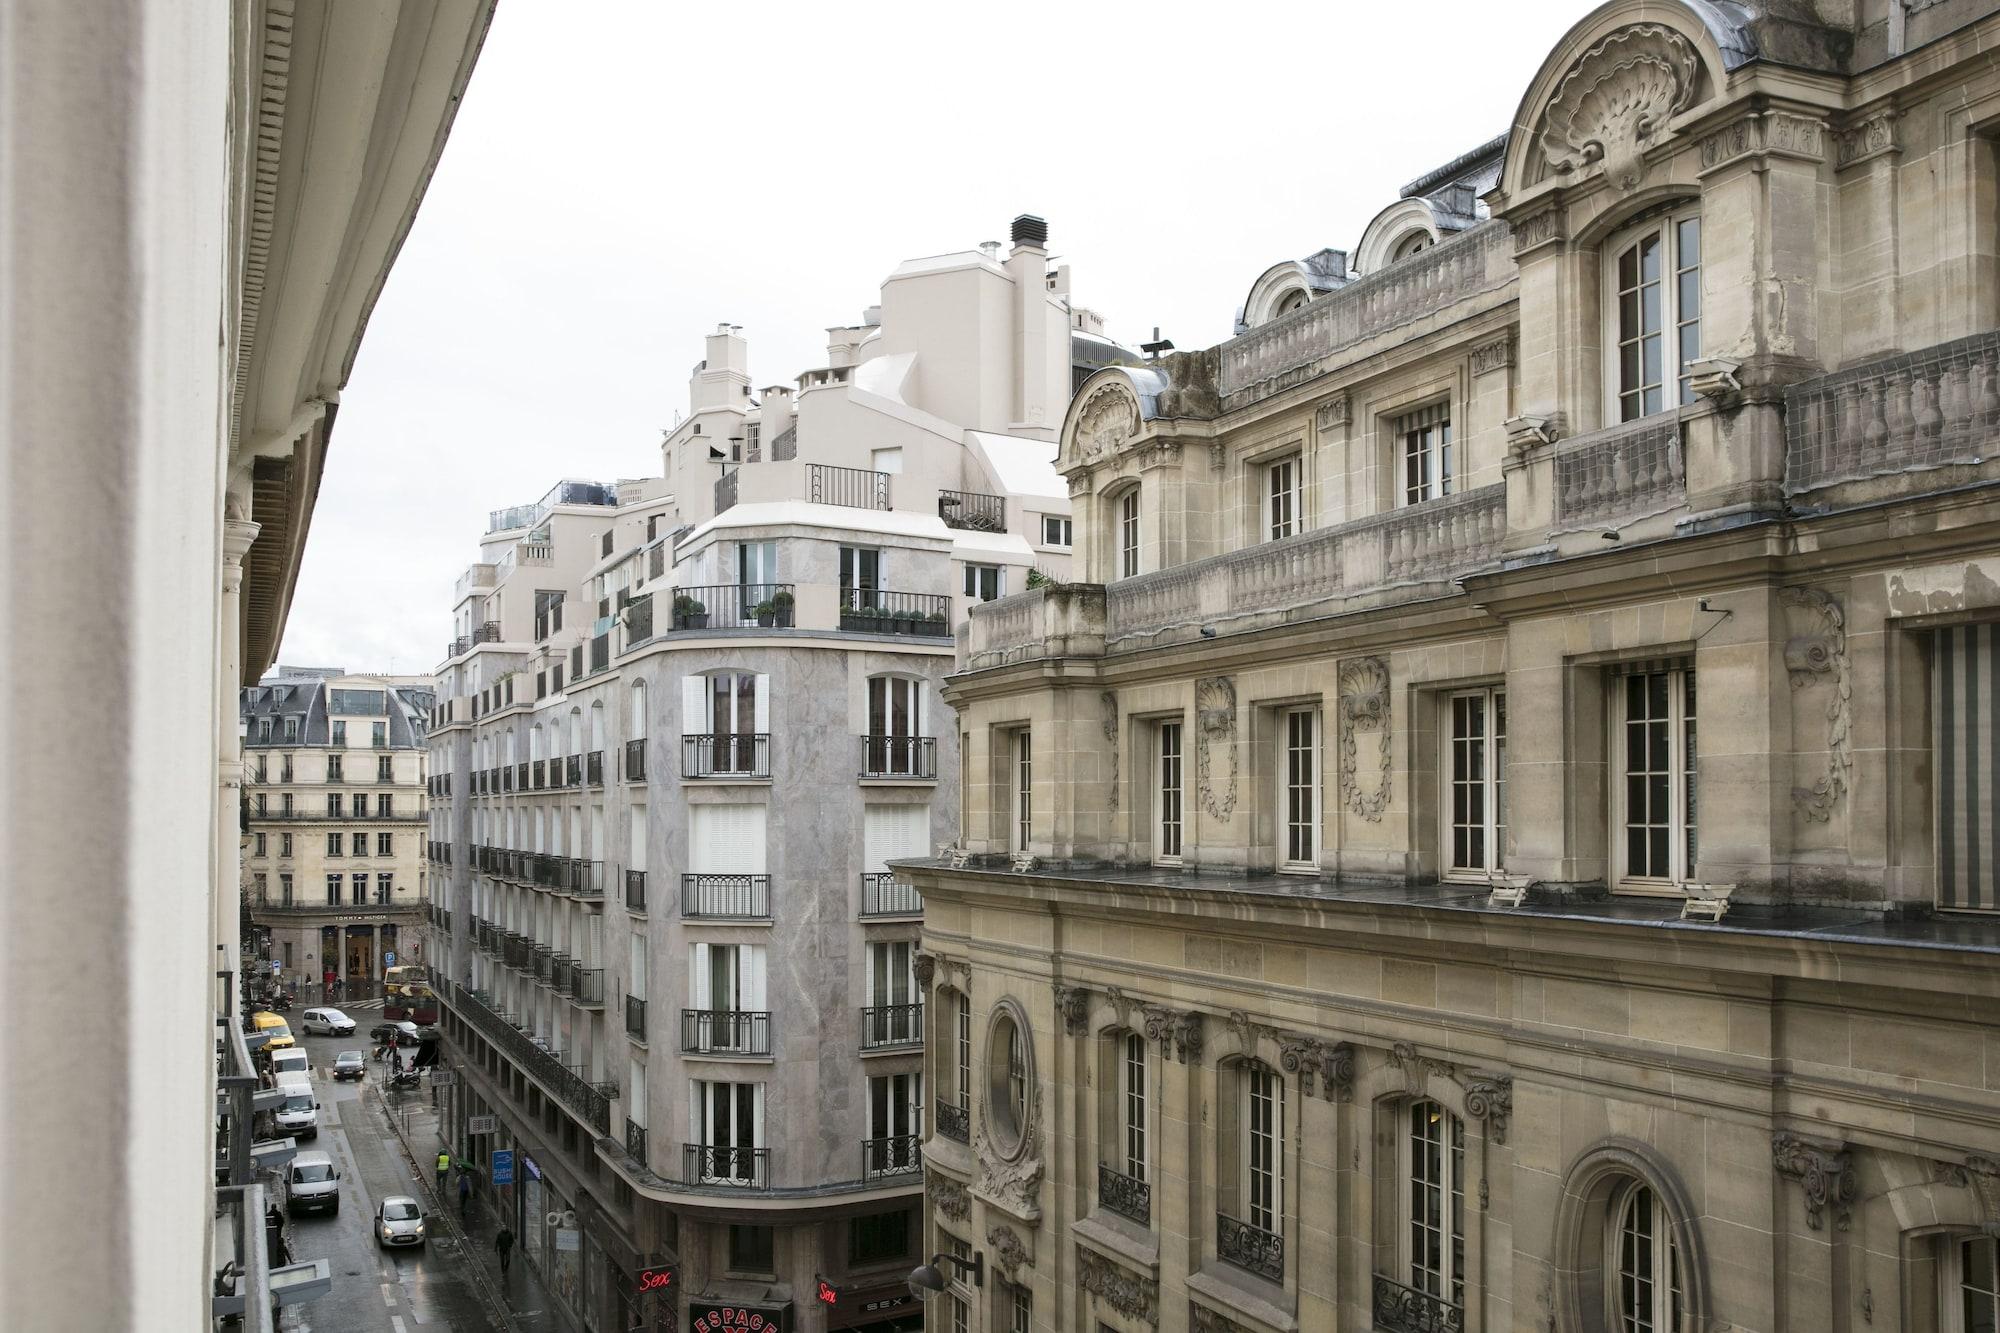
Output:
1540,24,1702,191
1072,384,1139,464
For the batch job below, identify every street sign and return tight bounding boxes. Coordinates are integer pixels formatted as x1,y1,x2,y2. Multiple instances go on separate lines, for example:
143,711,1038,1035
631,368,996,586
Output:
490,1149,514,1185
468,1114,497,1135
383,950,396,965
555,1228,581,1253
431,1069,455,1086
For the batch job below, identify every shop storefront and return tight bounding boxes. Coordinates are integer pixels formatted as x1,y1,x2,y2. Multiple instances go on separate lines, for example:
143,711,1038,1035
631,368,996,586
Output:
520,1154,585,1323
827,1284,921,1333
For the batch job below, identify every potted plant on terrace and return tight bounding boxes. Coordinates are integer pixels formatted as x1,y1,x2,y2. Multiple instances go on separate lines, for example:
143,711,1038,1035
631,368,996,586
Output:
753,600,777,628
672,594,708,631
921,608,949,637
770,588,794,628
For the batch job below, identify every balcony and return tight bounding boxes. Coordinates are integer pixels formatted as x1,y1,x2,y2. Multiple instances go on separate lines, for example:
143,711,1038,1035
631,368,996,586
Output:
714,468,739,515
568,965,605,1007
624,739,646,782
860,1002,923,1051
624,592,653,647
564,755,582,788
515,761,528,790
666,583,794,631
472,620,502,646
680,1008,772,1057
681,733,771,779
1217,1213,1283,1282
682,873,771,921
862,1134,923,1182
586,751,604,787
625,1118,648,1170
625,869,647,914
1785,329,2000,500
935,1098,970,1144
1372,1275,1464,1333
808,461,889,510
937,487,1006,532
860,873,923,919
625,995,647,1041
440,980,610,1133
1098,1162,1152,1226
838,588,951,637
683,1143,768,1190
859,735,936,779
531,760,545,790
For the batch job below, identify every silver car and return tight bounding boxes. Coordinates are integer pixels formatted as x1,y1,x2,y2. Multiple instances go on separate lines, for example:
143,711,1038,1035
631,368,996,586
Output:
375,1195,425,1248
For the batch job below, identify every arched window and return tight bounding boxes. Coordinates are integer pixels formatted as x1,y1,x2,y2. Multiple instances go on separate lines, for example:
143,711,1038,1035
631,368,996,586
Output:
1403,1100,1467,1311
1113,486,1141,580
627,680,647,739
1605,207,1701,422
1391,231,1434,261
1609,1180,1683,1332
985,1006,1035,1152
1273,287,1310,317
1218,1060,1284,1281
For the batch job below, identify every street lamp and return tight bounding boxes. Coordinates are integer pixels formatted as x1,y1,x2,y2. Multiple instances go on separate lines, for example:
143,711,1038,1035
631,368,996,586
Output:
907,1249,983,1297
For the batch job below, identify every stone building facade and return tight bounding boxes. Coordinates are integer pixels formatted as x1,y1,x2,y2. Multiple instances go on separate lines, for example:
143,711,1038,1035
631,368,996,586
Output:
906,4,2000,1332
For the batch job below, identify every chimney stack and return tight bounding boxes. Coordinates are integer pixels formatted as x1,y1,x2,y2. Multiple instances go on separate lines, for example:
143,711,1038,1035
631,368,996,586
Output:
1005,214,1054,435
1010,214,1048,250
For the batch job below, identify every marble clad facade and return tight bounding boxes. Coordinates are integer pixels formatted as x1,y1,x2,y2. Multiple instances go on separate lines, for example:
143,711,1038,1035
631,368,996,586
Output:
906,3,2000,1332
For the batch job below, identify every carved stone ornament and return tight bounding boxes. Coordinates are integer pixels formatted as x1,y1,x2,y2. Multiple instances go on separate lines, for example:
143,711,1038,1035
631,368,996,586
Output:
1104,986,1135,1030
1315,395,1352,432
1780,586,1851,823
986,1224,1030,1278
1195,676,1240,821
1511,206,1566,256
1773,1131,1858,1231
1464,1072,1515,1145
1189,1301,1252,1333
1279,1033,1357,1102
1138,440,1183,472
1011,851,1039,873
1540,24,1703,190
1102,691,1120,814
1052,982,1090,1037
1078,1248,1160,1325
1470,335,1515,377
1836,111,1899,168
976,1095,1046,1221
1391,1041,1459,1098
1338,657,1392,822
948,846,973,870
1929,1155,2000,1222
913,951,937,990
1142,1005,1205,1065
1067,468,1095,498
1208,442,1227,472
1074,385,1139,462
928,1168,971,1221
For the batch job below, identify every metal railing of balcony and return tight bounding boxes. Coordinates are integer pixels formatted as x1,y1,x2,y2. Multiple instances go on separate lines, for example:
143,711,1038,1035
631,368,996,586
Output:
625,1118,649,1169
935,1098,970,1144
531,760,546,790
586,751,604,787
681,733,771,779
1217,1212,1284,1282
936,488,1006,532
568,964,605,1006
1372,1274,1464,1333
667,583,795,631
859,735,936,779
515,761,529,790
473,621,502,645
1098,1162,1153,1226
624,739,646,782
860,873,923,918
624,593,655,648
838,588,951,636
860,1002,924,1050
683,1143,768,1189
625,995,647,1041
714,469,739,514
625,869,647,914
440,980,610,1133
681,873,771,920
680,1008,772,1057
808,462,889,509
568,859,604,900
862,1134,924,1181
564,755,582,788
448,636,471,659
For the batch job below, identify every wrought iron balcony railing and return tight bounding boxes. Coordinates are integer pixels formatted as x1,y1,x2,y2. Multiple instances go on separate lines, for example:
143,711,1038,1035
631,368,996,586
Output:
439,980,609,1133
859,735,936,779
625,869,647,914
681,733,771,779
809,462,889,510
860,873,923,918
935,1098,970,1144
624,739,646,782
862,1134,923,1181
625,1118,648,1169
568,965,604,1006
936,487,1006,532
1372,1274,1465,1333
860,1002,924,1051
1217,1212,1283,1282
682,873,771,920
586,751,604,787
667,583,795,631
683,1143,767,1190
838,588,951,637
680,1009,772,1057
625,995,647,1041
1098,1162,1152,1226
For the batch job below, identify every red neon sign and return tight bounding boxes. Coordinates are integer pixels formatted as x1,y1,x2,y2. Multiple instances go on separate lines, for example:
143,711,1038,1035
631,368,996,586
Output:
637,1265,675,1294
816,1279,838,1306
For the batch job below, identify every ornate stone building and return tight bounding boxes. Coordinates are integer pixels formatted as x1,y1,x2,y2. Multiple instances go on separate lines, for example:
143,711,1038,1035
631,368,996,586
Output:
906,4,2000,1332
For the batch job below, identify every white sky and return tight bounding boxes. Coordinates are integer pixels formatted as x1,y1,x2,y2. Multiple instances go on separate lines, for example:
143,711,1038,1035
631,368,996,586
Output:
274,0,1587,674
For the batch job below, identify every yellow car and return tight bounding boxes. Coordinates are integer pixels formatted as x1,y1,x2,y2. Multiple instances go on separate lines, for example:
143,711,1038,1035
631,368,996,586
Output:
251,1010,296,1052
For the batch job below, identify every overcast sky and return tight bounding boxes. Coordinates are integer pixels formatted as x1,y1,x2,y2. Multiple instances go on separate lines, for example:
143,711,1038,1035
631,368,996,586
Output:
274,0,1587,675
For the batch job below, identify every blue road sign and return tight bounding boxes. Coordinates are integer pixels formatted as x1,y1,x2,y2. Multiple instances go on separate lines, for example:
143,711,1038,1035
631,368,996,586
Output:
491,1149,515,1186
383,950,396,965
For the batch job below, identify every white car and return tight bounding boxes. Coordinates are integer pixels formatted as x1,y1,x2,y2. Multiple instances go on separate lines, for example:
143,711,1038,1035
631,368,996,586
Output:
375,1195,426,1248
301,1007,355,1037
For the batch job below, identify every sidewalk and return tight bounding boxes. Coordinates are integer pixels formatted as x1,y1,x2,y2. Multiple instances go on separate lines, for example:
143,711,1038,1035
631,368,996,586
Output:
372,1080,566,1332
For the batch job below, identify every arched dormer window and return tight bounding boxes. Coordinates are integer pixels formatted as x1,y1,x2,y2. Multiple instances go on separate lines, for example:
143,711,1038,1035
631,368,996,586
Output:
1605,206,1701,422
1392,231,1434,261
1273,287,1310,317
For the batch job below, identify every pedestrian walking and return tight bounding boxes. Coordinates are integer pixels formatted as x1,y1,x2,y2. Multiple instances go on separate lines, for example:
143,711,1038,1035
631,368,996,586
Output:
458,1169,471,1217
495,1225,515,1276
435,1149,450,1195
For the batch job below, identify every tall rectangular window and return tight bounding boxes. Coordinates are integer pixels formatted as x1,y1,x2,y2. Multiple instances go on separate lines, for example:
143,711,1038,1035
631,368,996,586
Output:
326,833,342,857
1123,1032,1147,1181
1156,720,1183,863
378,754,393,782
326,754,343,782
331,721,346,747
691,1081,762,1185
1617,667,1696,886
1009,1284,1031,1333
1118,490,1140,578
1246,1065,1281,1233
1283,709,1318,869
1406,1101,1467,1309
350,872,366,905
1447,689,1508,877
727,1224,773,1274
955,993,972,1110
280,834,292,858
377,873,393,903
839,546,882,606
1265,455,1300,540
1013,730,1033,853
1399,403,1453,505
372,721,387,748
1611,212,1701,421
325,874,340,905
866,1072,922,1172
253,833,266,857
963,564,1004,602
280,873,293,906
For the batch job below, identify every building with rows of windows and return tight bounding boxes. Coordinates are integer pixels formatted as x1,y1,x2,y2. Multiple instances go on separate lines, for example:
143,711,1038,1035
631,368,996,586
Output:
423,218,1123,1332
240,667,433,988
904,4,2000,1332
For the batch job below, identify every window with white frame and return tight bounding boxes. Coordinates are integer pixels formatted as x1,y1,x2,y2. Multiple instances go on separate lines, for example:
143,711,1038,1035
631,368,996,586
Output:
690,1080,763,1184
1615,666,1696,888
1282,708,1318,870
1398,403,1453,506
689,942,765,1052
628,1058,647,1130
1011,730,1032,853
865,940,919,1045
1041,514,1073,547
1117,489,1140,579
955,993,972,1111
1403,1101,1467,1311
964,563,1004,602
1155,719,1183,864
1608,210,1701,421
1009,1283,1031,1333
1609,1181,1684,1332
1946,1234,2000,1333
866,675,924,776
1445,689,1507,878
865,1072,922,1175
1122,1032,1147,1182
1265,454,1301,541
1245,1064,1282,1235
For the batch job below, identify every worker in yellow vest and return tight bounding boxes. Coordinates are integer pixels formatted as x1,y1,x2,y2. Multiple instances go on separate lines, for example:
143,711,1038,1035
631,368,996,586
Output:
435,1149,450,1195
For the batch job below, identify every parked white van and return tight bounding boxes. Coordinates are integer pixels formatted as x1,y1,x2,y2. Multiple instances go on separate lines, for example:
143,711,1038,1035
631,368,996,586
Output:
271,1071,319,1142
266,1047,310,1083
286,1150,340,1216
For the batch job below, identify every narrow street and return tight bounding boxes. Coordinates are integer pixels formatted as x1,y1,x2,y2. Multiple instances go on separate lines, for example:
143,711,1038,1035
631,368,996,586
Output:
280,1025,562,1332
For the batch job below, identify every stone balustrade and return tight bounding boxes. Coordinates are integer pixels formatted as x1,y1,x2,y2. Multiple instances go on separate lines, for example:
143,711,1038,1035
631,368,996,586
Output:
1219,222,1514,403
1553,412,1686,529
1785,329,2000,495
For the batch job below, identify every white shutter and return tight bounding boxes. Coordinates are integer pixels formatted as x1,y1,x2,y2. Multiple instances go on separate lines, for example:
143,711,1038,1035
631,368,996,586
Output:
681,675,706,737
690,1081,703,1141
629,1058,647,1128
864,803,928,872
753,674,770,733
746,946,766,1010
690,804,766,874
630,932,647,1000
691,943,711,1008
629,806,646,872
752,1083,765,1149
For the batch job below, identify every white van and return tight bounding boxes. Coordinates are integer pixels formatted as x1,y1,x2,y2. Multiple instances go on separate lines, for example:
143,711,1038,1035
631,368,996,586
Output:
266,1048,310,1083
301,1006,354,1037
286,1150,340,1216
271,1071,319,1142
